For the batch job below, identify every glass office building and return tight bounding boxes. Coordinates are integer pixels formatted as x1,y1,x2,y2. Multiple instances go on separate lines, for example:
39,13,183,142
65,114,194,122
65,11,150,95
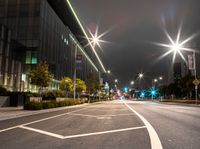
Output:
0,0,99,91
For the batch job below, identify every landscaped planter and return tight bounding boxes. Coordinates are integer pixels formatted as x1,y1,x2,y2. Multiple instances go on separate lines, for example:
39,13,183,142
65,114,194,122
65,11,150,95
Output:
10,93,30,107
0,96,10,107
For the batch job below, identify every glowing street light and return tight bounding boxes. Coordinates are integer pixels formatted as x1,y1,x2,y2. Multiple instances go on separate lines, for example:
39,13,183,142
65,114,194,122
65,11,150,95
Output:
130,81,134,85
115,79,118,83
155,27,198,63
159,76,163,80
88,26,109,50
154,79,158,83
149,87,158,100
138,73,144,79
107,70,111,74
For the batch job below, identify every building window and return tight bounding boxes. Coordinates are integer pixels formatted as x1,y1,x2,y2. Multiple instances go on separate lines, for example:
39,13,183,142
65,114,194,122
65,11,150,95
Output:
25,51,31,64
31,52,37,64
25,51,37,64
64,38,68,45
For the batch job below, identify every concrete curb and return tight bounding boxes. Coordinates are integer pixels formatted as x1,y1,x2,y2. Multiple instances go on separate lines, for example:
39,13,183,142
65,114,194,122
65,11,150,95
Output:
0,104,89,121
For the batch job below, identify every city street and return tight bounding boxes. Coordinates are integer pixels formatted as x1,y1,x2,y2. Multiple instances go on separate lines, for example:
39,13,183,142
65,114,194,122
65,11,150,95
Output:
0,100,200,149
1,1,200,149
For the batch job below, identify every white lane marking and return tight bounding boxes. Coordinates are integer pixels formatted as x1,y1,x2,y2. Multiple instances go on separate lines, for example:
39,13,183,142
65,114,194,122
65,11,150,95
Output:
19,125,146,140
96,117,111,120
0,106,92,133
19,126,64,139
63,126,146,139
0,126,19,133
69,113,101,118
122,100,163,149
98,113,135,117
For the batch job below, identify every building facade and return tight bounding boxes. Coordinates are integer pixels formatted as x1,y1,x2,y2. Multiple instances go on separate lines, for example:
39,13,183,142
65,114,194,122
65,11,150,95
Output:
173,62,182,82
0,0,99,91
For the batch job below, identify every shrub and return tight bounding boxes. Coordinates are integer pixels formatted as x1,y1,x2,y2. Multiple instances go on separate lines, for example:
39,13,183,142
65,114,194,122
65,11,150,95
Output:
42,91,56,100
53,90,64,97
24,101,43,110
42,101,56,109
24,99,109,110
23,92,39,97
0,86,8,96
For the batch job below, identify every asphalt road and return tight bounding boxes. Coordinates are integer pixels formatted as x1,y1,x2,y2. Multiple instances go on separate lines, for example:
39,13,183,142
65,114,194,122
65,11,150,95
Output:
0,100,200,149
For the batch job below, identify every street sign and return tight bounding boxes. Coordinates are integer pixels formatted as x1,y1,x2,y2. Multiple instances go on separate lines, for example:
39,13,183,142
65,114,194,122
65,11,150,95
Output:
193,79,200,86
188,54,195,70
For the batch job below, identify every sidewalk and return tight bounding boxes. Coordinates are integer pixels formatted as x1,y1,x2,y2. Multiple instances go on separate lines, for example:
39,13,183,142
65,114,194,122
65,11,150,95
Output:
0,104,88,121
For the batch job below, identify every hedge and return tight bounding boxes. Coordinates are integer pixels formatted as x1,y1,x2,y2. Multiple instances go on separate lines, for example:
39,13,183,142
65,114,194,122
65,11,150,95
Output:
24,100,84,110
24,99,111,110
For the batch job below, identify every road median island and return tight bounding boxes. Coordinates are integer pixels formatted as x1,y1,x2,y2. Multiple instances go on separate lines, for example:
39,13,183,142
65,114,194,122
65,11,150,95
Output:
24,99,112,110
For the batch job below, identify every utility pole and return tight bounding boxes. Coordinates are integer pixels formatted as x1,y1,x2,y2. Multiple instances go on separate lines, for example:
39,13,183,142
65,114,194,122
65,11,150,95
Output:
193,52,198,105
73,45,77,100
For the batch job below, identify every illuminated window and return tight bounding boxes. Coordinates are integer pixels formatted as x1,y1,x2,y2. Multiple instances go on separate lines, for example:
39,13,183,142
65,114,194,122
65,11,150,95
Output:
25,51,37,64
64,38,69,45
25,51,31,64
31,52,37,64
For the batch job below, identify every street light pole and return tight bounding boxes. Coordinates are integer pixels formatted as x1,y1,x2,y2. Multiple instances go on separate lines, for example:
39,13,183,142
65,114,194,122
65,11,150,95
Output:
73,45,77,100
193,51,198,104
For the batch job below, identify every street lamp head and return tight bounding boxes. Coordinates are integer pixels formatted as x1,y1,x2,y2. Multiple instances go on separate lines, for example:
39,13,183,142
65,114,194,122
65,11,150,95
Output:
115,79,118,83
154,79,158,83
159,76,163,80
130,81,134,85
138,73,144,79
92,36,99,46
172,43,181,52
107,70,111,74
154,27,197,64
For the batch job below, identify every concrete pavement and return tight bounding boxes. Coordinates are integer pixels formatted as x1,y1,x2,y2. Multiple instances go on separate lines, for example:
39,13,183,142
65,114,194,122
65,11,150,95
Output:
0,100,200,149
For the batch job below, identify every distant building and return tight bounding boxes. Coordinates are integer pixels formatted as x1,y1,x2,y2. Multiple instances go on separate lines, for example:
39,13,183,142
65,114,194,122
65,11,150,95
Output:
173,62,182,82
0,0,100,91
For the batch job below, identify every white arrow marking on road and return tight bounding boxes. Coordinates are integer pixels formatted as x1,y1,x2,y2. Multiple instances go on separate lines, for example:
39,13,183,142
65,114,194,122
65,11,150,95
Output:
122,100,163,149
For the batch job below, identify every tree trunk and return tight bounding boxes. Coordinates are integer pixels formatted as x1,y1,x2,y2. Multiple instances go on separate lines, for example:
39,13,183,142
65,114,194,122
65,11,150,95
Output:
39,87,42,102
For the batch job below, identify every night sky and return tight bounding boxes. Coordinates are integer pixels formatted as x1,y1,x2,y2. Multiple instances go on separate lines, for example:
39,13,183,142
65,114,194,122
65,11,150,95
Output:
71,0,200,86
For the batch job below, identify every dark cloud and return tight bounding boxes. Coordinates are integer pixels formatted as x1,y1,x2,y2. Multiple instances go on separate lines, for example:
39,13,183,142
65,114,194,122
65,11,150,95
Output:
71,0,200,86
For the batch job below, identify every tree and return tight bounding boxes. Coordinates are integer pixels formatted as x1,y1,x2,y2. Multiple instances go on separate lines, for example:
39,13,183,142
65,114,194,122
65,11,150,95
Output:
75,78,86,98
86,73,100,94
60,77,73,97
29,61,53,93
180,75,194,98
158,85,168,98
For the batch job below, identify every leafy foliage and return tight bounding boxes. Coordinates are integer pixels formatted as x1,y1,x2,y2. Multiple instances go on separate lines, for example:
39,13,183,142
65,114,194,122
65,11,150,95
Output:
29,61,53,88
86,73,100,94
24,98,111,110
59,77,73,92
159,74,197,98
0,85,9,96
76,78,86,93
52,89,65,97
24,101,43,110
24,100,85,110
